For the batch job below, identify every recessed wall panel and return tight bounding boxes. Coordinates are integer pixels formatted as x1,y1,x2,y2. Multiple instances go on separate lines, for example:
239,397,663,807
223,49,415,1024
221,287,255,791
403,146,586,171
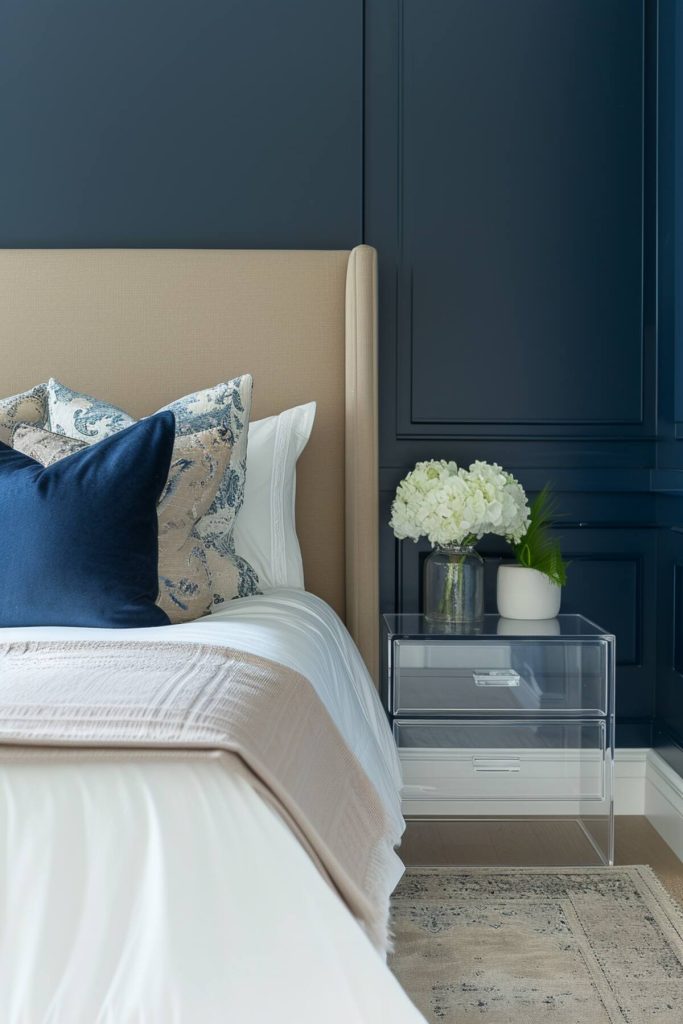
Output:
400,0,644,428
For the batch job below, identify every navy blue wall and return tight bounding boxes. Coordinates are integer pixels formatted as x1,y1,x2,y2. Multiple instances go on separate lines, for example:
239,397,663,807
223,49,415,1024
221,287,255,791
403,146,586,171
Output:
653,0,683,773
0,0,363,247
0,0,679,755
367,0,659,747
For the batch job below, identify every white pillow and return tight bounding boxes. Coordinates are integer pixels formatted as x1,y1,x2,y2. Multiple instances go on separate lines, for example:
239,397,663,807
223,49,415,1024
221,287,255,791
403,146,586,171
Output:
234,402,316,590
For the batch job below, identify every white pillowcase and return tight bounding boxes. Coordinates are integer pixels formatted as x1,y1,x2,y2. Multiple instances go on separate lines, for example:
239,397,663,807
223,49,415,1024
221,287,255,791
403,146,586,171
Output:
234,403,316,591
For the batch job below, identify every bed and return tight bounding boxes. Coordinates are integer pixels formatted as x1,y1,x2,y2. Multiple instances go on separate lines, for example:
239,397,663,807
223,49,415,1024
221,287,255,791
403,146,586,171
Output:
0,247,425,1023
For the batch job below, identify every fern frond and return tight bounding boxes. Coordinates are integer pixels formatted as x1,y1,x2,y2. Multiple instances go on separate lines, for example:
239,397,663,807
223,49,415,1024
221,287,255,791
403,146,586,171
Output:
513,484,568,587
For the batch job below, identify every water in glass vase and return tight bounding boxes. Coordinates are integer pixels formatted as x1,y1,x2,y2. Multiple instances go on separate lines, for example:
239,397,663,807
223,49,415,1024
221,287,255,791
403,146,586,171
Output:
424,544,484,625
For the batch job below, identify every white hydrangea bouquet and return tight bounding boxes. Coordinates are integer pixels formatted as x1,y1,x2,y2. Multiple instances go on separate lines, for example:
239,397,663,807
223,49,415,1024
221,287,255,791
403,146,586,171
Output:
390,460,530,623
390,460,530,548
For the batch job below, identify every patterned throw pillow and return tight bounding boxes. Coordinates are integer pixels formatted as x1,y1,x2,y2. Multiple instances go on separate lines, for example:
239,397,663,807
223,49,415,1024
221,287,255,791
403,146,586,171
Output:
12,423,84,467
0,384,48,445
13,422,234,625
47,377,259,605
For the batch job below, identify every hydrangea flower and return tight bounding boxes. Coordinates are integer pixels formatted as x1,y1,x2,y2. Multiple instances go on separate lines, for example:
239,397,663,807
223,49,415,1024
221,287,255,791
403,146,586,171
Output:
389,459,530,548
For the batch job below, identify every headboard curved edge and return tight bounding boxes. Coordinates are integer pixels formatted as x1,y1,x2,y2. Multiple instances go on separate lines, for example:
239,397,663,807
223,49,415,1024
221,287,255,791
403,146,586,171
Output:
345,245,379,682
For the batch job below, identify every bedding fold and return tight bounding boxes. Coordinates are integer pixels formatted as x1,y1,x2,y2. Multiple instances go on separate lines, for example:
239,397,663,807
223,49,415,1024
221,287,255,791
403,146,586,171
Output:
0,640,399,951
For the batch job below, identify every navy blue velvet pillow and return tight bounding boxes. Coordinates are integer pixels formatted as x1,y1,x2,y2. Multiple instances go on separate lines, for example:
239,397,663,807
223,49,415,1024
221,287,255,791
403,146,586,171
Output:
0,411,175,627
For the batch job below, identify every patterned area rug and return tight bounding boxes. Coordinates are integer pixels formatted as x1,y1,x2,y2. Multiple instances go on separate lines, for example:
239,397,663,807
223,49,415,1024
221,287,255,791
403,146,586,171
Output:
390,866,683,1023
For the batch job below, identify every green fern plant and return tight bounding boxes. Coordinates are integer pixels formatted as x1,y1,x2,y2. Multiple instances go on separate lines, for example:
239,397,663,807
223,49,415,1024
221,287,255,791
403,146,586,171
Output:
513,485,568,587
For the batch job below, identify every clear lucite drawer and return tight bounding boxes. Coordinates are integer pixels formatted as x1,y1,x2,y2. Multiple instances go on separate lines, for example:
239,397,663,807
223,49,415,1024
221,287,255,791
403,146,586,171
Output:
392,639,609,716
385,614,616,866
394,718,609,804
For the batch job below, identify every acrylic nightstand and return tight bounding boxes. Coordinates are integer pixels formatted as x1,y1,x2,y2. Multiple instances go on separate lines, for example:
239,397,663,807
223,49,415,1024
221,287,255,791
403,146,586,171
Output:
384,614,616,866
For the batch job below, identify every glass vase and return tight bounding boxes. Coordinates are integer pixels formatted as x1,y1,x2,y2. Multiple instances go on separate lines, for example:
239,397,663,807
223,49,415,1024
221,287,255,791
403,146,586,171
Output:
423,544,484,625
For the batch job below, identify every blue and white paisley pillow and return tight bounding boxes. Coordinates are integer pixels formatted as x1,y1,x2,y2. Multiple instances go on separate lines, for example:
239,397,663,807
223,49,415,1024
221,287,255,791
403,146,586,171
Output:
0,384,48,445
48,377,260,605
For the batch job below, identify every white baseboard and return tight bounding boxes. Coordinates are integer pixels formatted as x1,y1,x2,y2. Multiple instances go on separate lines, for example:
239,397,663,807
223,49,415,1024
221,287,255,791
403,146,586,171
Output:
400,747,648,817
400,745,683,864
615,748,649,815
645,750,683,862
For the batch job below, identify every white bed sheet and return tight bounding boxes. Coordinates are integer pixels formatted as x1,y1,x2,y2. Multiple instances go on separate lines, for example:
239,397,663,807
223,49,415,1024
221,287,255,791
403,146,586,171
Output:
0,590,423,1023
0,752,424,1023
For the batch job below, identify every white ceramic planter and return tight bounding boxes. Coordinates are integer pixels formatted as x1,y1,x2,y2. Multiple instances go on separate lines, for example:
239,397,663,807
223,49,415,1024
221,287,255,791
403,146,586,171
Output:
496,564,561,620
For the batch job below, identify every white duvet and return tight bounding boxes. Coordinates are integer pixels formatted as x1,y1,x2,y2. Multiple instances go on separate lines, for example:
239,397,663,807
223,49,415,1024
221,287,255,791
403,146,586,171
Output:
0,590,424,1024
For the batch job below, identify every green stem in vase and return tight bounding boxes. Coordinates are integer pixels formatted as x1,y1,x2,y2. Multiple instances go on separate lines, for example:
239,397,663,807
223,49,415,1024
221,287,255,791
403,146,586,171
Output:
440,559,457,619
438,536,476,621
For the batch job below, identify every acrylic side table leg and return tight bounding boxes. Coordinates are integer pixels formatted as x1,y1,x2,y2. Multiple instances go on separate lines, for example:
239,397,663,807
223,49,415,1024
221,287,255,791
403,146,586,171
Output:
607,633,616,865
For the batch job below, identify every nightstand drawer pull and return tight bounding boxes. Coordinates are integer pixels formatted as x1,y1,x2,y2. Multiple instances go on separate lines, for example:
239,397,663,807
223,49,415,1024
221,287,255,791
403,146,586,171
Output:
472,669,520,688
472,757,521,773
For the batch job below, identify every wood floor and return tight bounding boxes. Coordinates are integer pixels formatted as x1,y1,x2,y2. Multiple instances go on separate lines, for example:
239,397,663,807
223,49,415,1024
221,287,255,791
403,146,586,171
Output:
401,815,683,906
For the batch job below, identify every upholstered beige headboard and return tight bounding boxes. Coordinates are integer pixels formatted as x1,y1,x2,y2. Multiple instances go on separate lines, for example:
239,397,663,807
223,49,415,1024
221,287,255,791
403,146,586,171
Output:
0,246,379,679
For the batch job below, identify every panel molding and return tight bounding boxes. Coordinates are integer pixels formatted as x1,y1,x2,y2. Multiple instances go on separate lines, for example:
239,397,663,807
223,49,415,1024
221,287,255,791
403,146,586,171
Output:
654,529,683,753
395,427,660,442
673,564,683,675
559,553,642,668
392,0,652,438
651,468,683,492
381,465,655,495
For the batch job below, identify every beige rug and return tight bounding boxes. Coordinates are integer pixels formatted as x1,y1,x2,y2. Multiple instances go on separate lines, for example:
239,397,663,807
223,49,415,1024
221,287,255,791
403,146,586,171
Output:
390,866,683,1023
